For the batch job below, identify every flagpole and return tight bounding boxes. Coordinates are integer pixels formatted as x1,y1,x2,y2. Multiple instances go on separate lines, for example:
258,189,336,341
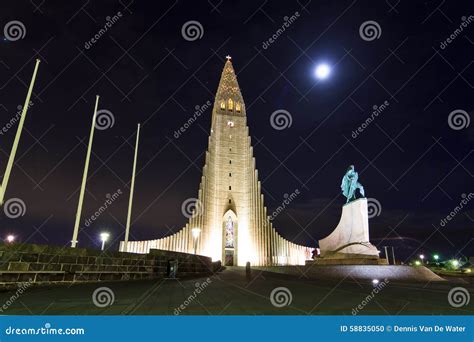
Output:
123,123,140,252
0,59,41,205
71,96,99,248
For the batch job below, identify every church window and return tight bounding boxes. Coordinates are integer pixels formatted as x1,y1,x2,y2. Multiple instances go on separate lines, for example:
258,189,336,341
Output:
229,186,231,190
229,160,231,164
228,98,233,111
220,101,225,110
229,173,231,177
236,102,241,112
225,216,234,248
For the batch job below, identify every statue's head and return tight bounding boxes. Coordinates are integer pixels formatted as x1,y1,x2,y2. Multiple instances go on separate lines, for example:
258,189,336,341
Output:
347,165,354,172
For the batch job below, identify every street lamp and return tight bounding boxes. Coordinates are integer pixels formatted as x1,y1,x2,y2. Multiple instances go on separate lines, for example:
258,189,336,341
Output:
5,235,15,243
419,254,425,264
191,227,201,255
100,232,110,251
314,63,331,80
433,254,439,261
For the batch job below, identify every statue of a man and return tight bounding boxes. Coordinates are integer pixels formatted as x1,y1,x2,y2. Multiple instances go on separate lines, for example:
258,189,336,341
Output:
341,165,365,203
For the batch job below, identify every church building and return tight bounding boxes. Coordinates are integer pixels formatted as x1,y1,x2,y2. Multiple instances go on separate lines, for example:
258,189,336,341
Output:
120,57,314,266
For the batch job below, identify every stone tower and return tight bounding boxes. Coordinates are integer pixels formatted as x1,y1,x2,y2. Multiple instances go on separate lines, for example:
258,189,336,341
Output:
121,58,314,266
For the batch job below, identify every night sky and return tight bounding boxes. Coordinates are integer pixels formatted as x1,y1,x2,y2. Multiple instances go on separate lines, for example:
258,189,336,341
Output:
0,0,472,262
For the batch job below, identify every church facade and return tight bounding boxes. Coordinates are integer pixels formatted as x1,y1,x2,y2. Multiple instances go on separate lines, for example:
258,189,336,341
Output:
120,58,314,266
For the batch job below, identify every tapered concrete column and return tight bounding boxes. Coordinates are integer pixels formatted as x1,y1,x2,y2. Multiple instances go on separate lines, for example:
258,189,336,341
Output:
181,230,185,252
182,226,187,253
276,235,280,264
177,231,181,252
287,240,293,265
259,194,264,265
181,228,185,253
255,182,262,263
252,170,256,264
286,240,290,265
271,226,276,265
264,208,269,265
279,236,283,265
254,178,259,265
187,224,192,253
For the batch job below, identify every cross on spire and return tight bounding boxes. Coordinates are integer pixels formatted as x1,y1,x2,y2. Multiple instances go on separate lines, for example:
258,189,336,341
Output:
226,55,232,60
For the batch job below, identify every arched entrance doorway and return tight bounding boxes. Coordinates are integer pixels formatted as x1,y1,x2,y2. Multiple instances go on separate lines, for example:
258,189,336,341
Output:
222,210,238,266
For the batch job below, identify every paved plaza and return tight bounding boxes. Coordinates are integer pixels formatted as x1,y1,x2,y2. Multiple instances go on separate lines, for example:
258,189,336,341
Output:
0,267,472,315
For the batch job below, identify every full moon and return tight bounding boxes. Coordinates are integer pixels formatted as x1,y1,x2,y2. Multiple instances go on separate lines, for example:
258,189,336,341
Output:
315,64,331,79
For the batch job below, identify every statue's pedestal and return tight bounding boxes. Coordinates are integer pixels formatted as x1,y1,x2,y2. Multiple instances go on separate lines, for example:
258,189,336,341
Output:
317,198,384,264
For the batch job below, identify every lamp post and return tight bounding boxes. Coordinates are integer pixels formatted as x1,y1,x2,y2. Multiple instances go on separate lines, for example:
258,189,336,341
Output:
123,123,141,252
0,59,40,205
6,235,15,243
191,227,201,255
419,254,425,264
100,232,110,251
71,96,100,248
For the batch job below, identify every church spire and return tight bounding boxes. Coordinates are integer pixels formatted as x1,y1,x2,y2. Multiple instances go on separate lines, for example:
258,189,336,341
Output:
213,56,244,116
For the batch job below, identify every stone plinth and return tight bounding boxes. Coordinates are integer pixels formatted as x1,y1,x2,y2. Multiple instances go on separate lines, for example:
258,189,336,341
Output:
254,265,446,282
319,198,379,259
309,258,387,265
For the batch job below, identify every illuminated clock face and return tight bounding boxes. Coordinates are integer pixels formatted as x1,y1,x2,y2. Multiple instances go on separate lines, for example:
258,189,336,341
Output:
227,120,234,127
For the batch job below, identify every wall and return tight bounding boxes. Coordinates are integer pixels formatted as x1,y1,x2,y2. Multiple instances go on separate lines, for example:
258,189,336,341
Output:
0,243,213,289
